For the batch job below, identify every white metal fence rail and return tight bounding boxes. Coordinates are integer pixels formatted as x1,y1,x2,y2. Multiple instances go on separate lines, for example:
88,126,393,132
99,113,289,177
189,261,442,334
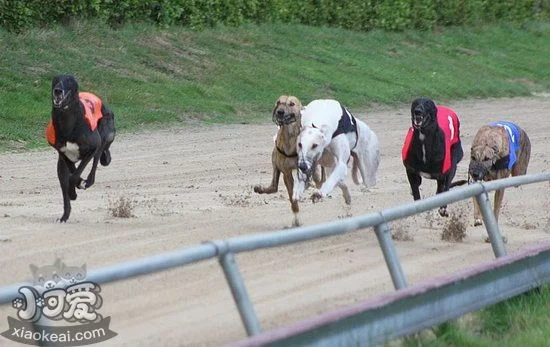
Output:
1,172,549,340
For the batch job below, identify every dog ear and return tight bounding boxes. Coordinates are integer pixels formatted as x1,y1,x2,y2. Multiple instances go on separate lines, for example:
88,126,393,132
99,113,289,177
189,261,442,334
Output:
272,98,281,120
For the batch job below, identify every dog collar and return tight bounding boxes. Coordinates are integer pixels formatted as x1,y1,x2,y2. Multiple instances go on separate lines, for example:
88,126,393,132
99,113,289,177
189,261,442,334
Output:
276,145,297,158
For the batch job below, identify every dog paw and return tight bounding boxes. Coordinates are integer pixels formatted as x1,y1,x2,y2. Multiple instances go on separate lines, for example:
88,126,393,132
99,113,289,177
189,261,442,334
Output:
100,150,111,166
292,215,301,227
71,176,85,190
69,187,77,200
311,190,324,203
253,185,262,193
84,179,94,189
474,218,483,226
438,207,449,217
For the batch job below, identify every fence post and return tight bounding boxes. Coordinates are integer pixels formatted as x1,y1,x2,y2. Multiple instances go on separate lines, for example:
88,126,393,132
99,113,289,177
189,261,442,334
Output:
374,222,408,290
475,191,507,258
219,252,262,336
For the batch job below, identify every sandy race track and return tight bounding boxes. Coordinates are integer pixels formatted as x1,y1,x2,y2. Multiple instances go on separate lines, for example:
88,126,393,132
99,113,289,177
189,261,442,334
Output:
1,97,549,346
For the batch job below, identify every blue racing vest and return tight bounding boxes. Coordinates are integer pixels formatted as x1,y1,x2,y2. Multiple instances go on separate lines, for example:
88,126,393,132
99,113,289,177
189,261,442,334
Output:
489,121,521,170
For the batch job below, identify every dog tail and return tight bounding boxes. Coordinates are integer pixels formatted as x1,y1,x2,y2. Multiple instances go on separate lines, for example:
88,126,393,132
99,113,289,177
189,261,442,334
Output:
449,179,468,188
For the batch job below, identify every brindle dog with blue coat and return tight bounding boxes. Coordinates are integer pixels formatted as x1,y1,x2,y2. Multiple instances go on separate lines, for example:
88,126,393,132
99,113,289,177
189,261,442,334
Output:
468,121,530,226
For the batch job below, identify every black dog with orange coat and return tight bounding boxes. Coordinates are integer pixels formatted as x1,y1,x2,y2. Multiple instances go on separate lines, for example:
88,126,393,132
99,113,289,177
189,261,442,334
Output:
46,74,116,222
402,98,466,216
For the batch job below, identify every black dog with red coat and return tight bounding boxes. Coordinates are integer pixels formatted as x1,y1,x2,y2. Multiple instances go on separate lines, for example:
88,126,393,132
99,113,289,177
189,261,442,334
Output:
402,98,466,216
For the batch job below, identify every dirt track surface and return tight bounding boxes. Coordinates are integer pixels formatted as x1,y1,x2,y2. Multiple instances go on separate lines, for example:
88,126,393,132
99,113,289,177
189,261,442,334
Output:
1,97,550,346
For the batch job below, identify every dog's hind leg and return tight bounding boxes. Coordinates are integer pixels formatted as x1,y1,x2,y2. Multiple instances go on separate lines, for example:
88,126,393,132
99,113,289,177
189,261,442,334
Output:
57,156,72,222
99,107,116,166
350,153,361,185
85,151,102,189
354,123,379,188
356,147,379,188
338,182,352,205
512,129,531,177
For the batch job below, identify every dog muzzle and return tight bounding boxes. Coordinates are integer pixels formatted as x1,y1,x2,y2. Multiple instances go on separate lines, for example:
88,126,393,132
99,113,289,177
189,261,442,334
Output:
273,112,297,126
52,88,71,108
297,160,316,184
468,161,487,182
412,116,425,130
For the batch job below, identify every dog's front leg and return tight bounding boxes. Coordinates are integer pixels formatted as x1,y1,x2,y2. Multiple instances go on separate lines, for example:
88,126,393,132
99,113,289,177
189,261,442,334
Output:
493,188,505,222
57,155,72,222
254,163,280,194
406,171,422,200
313,160,348,203
283,172,301,227
473,197,483,226
312,138,350,203
435,179,450,217
292,169,306,203
61,157,78,200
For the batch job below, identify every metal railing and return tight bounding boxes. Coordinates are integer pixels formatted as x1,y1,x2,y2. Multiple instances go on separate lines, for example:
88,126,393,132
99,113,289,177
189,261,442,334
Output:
1,172,549,339
230,242,550,346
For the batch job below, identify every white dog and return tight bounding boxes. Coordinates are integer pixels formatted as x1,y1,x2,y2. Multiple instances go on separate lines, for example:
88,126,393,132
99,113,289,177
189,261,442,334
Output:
293,99,380,204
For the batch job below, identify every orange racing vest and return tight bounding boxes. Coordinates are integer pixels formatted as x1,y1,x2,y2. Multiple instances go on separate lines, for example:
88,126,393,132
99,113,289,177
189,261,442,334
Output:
46,92,104,145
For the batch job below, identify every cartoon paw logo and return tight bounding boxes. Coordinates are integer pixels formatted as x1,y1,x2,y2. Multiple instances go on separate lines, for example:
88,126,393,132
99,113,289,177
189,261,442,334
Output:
36,297,45,308
12,298,24,309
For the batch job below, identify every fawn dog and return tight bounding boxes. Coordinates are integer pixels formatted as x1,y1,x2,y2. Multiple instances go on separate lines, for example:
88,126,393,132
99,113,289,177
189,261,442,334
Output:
254,95,323,226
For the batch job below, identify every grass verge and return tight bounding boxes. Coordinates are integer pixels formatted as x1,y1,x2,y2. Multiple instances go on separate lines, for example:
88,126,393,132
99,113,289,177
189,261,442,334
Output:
1,21,550,150
401,285,550,346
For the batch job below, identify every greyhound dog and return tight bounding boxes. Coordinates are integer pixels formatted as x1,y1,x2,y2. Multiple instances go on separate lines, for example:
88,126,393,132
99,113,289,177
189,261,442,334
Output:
46,74,116,222
254,95,324,226
468,121,530,226
293,99,380,204
402,97,466,217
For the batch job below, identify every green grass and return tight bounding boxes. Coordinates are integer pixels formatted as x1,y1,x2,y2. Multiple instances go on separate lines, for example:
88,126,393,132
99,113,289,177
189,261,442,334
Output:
1,21,550,151
401,286,550,346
